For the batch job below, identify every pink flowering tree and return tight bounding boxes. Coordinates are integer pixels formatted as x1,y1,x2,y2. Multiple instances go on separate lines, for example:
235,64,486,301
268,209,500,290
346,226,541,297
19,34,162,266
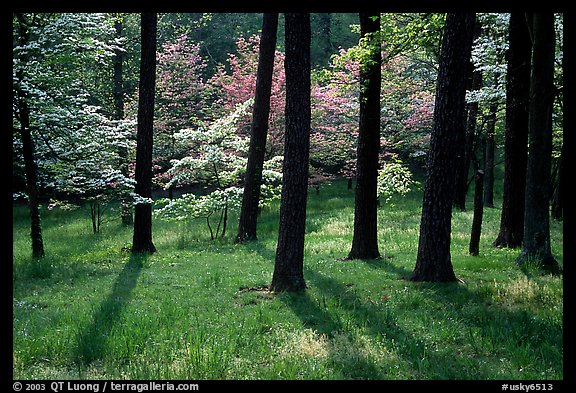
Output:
324,43,435,177
153,34,209,193
206,34,434,194
208,35,286,157
309,48,360,186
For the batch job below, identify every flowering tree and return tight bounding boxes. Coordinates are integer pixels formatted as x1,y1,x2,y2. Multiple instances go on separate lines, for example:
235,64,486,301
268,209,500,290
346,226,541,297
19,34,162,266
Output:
377,156,417,205
208,35,286,157
309,58,359,181
13,13,134,239
154,100,282,239
43,111,137,233
315,38,435,184
149,34,210,193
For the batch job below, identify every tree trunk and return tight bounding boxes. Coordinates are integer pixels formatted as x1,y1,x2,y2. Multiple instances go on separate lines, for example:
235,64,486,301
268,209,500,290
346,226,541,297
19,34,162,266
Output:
494,13,531,249
551,33,564,222
483,102,498,208
113,15,133,226
454,46,482,211
550,142,563,220
236,13,278,243
347,13,381,260
15,13,45,259
469,170,484,256
271,13,310,293
132,13,157,254
516,13,558,271
412,13,476,282
18,92,45,259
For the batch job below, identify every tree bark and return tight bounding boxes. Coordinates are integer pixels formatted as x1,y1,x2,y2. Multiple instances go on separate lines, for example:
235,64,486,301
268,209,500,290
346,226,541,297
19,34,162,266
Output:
271,13,310,293
236,13,278,243
494,13,531,248
516,13,558,270
347,13,381,260
18,92,45,259
483,102,498,208
15,13,45,259
132,13,157,254
454,36,482,212
551,141,563,220
469,170,484,256
412,13,476,282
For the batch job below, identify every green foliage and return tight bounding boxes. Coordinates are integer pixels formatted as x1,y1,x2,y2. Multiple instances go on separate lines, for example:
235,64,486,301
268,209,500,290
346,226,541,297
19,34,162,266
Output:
380,13,445,61
377,159,418,205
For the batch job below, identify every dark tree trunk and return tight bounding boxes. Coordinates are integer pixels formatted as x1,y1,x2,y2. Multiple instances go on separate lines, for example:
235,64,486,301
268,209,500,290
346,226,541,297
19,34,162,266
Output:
15,13,44,259
516,13,558,271
132,13,157,254
271,13,311,293
469,170,484,256
551,142,563,220
18,92,45,259
454,48,482,211
412,13,476,282
483,102,498,208
236,13,278,243
113,15,133,226
551,32,564,222
494,13,532,249
347,13,381,260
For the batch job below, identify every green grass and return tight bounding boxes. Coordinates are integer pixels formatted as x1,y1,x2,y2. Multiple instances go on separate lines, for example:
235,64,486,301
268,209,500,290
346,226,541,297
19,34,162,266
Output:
12,179,563,380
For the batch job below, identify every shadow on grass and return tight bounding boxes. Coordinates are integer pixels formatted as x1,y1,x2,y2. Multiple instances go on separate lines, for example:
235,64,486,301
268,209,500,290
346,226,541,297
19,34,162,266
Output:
74,253,146,366
358,257,414,279
303,268,473,379
278,280,387,379
280,266,561,379
342,254,561,378
239,239,277,261
411,280,563,378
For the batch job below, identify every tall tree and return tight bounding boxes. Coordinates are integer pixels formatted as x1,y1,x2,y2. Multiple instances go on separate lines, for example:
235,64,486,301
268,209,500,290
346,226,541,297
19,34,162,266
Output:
132,13,157,254
14,13,45,259
454,23,483,212
236,13,279,243
347,13,381,260
412,13,476,282
270,13,311,292
516,13,558,270
483,101,498,208
469,169,484,256
493,13,532,248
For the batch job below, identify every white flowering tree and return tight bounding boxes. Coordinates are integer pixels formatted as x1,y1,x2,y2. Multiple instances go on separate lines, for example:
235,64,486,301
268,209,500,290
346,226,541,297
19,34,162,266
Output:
13,13,136,236
154,100,283,240
376,157,417,206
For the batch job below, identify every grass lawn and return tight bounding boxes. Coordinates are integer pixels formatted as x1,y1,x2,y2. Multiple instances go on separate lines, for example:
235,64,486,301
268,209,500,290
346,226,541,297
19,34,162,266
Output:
12,179,563,380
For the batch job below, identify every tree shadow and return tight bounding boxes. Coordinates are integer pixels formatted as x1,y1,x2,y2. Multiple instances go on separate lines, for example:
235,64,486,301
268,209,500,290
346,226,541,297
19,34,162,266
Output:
280,267,528,379
278,282,388,379
351,257,562,378
74,253,146,366
410,279,563,377
355,257,414,279
239,239,277,261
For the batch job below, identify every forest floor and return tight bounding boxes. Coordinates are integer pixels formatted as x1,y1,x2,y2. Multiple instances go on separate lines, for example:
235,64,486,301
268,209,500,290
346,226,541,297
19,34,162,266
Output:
12,179,563,380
